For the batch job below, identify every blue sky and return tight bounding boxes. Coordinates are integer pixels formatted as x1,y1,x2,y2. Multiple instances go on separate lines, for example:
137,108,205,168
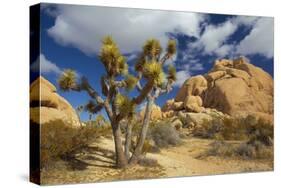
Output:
31,3,274,121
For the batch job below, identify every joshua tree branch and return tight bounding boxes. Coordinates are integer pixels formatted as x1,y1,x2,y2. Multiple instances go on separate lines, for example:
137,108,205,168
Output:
136,81,143,92
153,82,173,99
136,72,144,92
80,77,104,105
160,53,170,65
114,81,126,88
132,79,154,105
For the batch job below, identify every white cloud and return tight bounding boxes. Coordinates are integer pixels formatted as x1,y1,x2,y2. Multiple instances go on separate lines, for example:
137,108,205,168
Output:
126,53,138,62
174,70,191,87
186,63,204,71
192,20,237,56
232,16,259,26
47,5,206,55
190,16,261,57
236,17,274,58
31,54,61,74
214,44,234,57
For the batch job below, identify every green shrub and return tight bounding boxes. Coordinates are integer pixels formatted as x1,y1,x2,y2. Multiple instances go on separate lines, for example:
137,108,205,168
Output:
193,115,273,142
236,142,256,158
147,121,181,148
40,120,100,168
138,156,159,167
205,139,273,160
206,140,235,157
236,140,273,159
201,115,274,160
193,118,222,139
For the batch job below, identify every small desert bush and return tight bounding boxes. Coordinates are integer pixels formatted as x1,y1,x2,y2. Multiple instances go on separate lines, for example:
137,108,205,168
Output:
206,140,235,157
205,140,273,160
237,140,273,159
40,120,101,168
193,118,222,139
200,115,274,160
138,156,159,167
193,115,273,141
147,121,182,148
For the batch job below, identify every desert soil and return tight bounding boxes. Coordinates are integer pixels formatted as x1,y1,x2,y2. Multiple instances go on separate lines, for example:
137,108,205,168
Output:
41,137,273,185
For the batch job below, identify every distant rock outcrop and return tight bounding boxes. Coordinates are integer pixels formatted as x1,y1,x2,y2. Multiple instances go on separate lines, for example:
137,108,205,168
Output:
139,103,163,120
162,57,273,123
30,76,81,127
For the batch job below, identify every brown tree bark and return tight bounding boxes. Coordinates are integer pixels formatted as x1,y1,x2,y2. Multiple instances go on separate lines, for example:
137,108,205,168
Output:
124,120,133,160
129,97,153,165
112,122,128,168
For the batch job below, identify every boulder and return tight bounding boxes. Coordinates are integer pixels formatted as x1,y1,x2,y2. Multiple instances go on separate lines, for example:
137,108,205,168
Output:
184,112,213,127
161,99,174,112
203,57,273,120
184,95,204,113
162,110,175,118
175,75,207,102
30,76,81,127
173,101,184,111
162,99,184,112
172,57,273,123
140,103,163,120
171,119,183,130
180,108,228,128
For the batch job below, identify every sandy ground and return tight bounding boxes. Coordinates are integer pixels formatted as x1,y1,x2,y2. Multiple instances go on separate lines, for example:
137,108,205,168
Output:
147,138,272,177
41,137,273,185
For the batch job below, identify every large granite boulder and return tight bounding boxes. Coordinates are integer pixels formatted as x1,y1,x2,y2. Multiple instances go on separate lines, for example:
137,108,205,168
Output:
175,75,207,102
30,76,80,127
203,57,273,120
168,57,273,123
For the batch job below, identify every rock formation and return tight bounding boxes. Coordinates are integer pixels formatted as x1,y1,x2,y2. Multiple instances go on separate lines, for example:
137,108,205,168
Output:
203,57,273,120
162,56,273,123
30,76,81,127
139,103,163,120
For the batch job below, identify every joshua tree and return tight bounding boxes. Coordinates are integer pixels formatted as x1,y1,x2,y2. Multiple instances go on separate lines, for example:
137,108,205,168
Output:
58,36,176,168
126,39,177,164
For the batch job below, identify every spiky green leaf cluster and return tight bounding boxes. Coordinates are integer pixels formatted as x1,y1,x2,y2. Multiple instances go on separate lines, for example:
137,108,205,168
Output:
124,74,138,91
166,40,177,56
84,100,103,114
58,69,77,91
143,39,162,59
167,64,177,82
115,93,135,117
99,36,128,77
143,61,165,86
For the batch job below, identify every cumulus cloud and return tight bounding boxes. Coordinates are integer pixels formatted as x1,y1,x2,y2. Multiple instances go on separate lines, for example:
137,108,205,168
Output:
236,17,274,58
174,70,191,87
126,53,138,62
47,5,206,55
214,44,234,57
31,54,62,74
191,20,238,56
190,16,261,57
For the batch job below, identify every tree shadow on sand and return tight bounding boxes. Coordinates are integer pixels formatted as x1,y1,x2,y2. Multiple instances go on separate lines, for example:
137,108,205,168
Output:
61,145,116,171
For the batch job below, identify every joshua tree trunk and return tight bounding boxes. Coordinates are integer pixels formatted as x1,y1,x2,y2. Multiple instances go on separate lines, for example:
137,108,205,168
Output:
129,97,153,165
124,120,133,160
112,122,128,168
